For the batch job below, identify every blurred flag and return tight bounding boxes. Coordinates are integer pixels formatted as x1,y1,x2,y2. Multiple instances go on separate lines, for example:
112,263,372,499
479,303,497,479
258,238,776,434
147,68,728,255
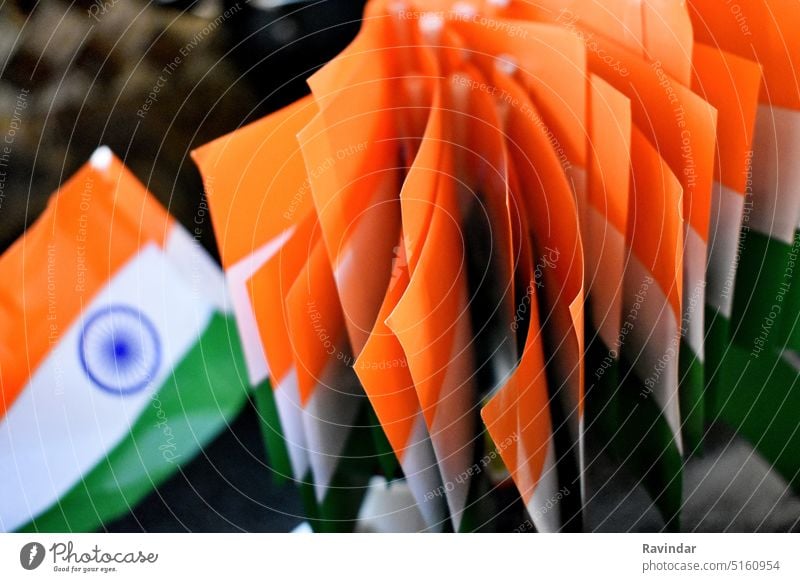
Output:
0,147,248,532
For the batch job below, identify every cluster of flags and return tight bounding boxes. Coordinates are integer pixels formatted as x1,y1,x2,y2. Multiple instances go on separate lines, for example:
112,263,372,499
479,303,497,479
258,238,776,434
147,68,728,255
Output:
193,0,800,532
3,0,800,532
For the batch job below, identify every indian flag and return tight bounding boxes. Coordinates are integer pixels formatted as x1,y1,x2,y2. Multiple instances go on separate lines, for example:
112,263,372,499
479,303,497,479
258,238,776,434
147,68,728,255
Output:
305,17,447,531
616,128,684,528
583,74,632,457
687,0,800,355
685,0,800,498
481,257,560,533
491,64,586,528
292,26,401,507
0,147,248,532
192,96,320,487
194,96,387,531
492,0,706,520
690,44,761,439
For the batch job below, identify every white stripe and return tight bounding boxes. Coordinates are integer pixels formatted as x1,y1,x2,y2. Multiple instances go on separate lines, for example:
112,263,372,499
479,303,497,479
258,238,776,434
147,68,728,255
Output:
355,476,428,533
272,369,309,481
332,174,399,357
303,358,362,502
524,438,561,533
0,245,214,532
706,181,745,318
427,293,476,532
782,349,800,371
165,225,229,314
750,104,800,244
624,253,683,454
398,413,446,532
683,226,706,362
225,227,296,385
585,205,626,350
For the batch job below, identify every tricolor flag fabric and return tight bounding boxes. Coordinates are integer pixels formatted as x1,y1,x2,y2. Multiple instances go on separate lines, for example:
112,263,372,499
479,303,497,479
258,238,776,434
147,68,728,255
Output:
192,93,395,529
0,147,248,532
191,95,317,484
689,42,761,444
619,127,685,526
688,0,800,356
451,0,710,526
687,0,800,501
186,0,800,531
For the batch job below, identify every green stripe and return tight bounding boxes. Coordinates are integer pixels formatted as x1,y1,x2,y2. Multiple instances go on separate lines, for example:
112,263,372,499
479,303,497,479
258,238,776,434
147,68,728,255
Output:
584,323,621,451
704,305,731,419
254,379,398,499
301,400,380,532
616,357,683,531
543,346,584,532
777,230,800,352
731,229,792,351
679,339,705,455
367,406,400,481
19,313,249,532
457,438,502,533
716,333,800,494
252,378,292,485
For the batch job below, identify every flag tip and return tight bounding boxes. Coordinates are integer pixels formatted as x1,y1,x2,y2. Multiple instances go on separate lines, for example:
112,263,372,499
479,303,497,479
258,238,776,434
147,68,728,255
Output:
452,2,477,18
90,146,114,171
419,12,444,38
495,54,518,77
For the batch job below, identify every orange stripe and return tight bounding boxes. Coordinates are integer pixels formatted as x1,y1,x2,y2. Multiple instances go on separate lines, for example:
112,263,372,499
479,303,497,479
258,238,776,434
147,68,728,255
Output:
482,266,552,507
481,381,520,486
493,69,585,418
385,126,468,427
514,328,555,507
641,1,694,85
247,211,320,385
0,153,172,418
689,0,800,110
506,0,643,57
354,251,418,459
691,43,762,194
482,144,548,502
449,64,518,348
303,18,401,268
191,96,318,269
398,75,443,275
450,18,588,167
628,127,684,318
284,239,348,406
350,39,443,454
504,0,692,84
495,72,584,317
585,35,717,243
297,107,402,355
588,74,631,235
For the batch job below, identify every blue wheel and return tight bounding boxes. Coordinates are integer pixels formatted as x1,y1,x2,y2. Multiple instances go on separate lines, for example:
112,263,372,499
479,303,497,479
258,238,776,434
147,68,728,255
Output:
79,304,162,395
